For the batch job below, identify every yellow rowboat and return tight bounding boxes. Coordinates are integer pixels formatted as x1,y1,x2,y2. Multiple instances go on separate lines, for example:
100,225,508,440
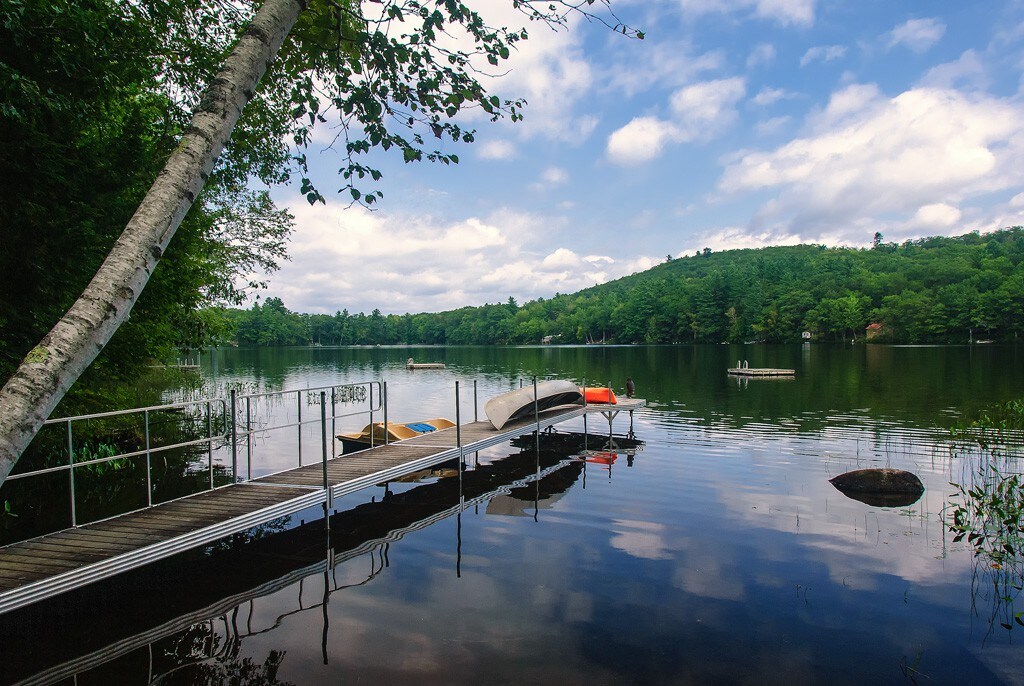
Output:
337,418,455,454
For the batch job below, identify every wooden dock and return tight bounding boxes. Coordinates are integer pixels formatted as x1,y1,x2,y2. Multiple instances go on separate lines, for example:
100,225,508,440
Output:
727,367,796,377
0,398,645,615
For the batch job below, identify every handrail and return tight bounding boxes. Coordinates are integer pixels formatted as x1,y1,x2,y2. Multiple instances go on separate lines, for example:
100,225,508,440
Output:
3,381,384,533
232,381,381,482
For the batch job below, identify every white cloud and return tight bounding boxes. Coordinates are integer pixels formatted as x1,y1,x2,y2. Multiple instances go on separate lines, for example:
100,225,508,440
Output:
800,44,846,67
605,43,725,97
919,50,988,90
752,86,796,106
477,140,517,160
606,116,681,165
541,247,584,270
606,77,746,165
746,42,776,68
887,17,946,53
808,83,882,130
718,85,1024,241
255,202,653,314
678,0,816,27
541,167,569,185
914,203,962,227
469,6,598,143
755,115,792,136
678,226,805,256
670,77,747,132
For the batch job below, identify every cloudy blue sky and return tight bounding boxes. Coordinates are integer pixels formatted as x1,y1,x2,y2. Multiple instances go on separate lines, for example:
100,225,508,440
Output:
261,0,1024,315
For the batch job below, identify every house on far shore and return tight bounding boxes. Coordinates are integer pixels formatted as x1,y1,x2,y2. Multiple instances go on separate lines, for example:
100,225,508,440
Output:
866,322,884,340
541,335,557,344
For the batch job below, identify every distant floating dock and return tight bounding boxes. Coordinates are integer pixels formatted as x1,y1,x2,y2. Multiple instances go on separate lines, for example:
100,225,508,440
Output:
727,367,796,377
0,397,644,615
406,358,445,370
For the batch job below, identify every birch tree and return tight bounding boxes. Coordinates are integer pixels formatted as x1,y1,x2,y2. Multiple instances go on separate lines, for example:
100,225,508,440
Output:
0,0,641,485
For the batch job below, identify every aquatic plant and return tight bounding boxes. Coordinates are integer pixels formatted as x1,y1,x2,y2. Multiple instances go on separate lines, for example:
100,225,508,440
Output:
948,464,1024,633
951,397,1024,449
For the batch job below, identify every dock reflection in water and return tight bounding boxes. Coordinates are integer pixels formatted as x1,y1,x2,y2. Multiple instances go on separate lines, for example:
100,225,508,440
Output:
0,432,625,685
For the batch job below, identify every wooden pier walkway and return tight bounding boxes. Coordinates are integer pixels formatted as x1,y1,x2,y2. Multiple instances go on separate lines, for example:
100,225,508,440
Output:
0,399,644,614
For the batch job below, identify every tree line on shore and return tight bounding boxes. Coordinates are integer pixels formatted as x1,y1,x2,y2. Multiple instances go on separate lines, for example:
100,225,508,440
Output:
208,228,1024,347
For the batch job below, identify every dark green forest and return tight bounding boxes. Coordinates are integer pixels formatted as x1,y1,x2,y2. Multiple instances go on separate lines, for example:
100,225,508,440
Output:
211,228,1024,347
0,1,296,402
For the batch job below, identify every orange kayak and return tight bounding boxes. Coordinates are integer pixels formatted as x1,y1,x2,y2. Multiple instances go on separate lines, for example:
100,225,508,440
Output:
581,387,617,404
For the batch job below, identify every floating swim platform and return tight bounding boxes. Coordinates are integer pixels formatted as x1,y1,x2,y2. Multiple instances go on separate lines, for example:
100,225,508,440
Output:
727,367,796,377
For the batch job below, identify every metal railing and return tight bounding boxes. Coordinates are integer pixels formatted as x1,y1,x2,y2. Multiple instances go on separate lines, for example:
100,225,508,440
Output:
6,398,228,527
227,381,382,482
3,381,383,533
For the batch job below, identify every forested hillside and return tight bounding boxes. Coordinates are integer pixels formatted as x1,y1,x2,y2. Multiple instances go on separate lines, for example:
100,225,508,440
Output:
211,228,1024,346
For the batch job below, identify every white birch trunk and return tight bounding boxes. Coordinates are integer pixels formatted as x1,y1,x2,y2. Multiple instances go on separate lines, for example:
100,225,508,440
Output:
0,0,307,485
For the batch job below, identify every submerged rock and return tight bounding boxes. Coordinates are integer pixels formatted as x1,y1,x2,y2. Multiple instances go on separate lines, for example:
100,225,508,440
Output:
829,468,924,507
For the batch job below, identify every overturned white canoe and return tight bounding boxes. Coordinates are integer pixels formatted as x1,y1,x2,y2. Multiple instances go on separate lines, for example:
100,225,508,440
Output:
484,380,584,430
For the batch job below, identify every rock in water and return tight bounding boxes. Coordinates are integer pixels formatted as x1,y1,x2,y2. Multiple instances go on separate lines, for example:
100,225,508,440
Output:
829,468,924,507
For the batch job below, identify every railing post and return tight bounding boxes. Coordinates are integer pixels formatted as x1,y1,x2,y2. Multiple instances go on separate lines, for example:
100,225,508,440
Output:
533,377,540,463
297,390,303,467
582,378,588,436
456,382,464,516
144,409,152,507
67,420,76,527
455,381,462,464
321,391,330,531
383,381,389,446
473,380,478,422
369,383,375,449
207,400,214,490
331,387,337,457
533,376,540,429
230,389,238,484
245,395,252,481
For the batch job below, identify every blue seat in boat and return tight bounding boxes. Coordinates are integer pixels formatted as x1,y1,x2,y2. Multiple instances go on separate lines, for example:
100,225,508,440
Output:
404,422,438,433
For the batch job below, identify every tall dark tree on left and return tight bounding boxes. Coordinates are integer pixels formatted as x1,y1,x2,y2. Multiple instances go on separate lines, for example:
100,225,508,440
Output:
0,0,306,484
0,0,642,485
0,1,293,383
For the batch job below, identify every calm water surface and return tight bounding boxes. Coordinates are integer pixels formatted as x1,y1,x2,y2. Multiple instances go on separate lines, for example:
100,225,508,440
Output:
3,344,1023,685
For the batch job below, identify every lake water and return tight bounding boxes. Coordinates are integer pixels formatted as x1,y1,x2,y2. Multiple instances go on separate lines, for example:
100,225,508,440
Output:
2,344,1023,685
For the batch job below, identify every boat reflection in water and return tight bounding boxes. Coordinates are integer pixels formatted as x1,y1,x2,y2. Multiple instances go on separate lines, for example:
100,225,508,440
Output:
0,429,642,686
